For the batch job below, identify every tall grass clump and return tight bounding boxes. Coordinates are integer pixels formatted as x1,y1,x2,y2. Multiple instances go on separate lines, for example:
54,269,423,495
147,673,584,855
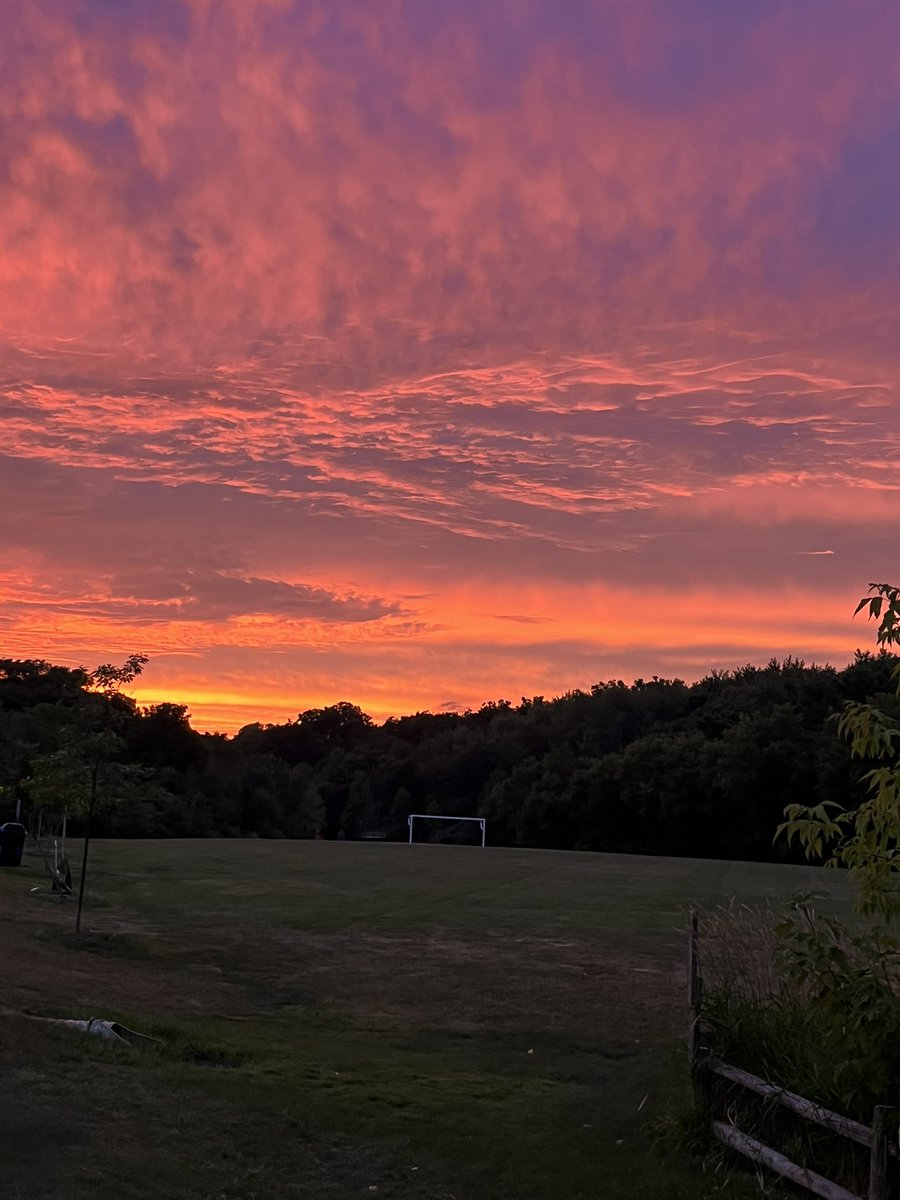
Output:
698,897,900,1122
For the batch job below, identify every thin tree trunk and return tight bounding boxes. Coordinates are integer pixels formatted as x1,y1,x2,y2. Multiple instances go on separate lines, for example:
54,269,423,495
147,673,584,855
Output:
75,820,90,933
75,766,98,933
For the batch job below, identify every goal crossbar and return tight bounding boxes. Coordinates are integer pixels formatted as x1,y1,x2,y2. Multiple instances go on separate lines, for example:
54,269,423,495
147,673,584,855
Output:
407,814,486,847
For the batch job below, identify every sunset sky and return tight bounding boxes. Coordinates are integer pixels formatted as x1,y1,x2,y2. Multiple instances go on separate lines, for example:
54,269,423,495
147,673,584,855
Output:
2,0,899,732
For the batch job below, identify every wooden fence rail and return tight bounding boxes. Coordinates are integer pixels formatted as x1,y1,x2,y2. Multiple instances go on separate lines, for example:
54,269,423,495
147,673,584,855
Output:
688,909,897,1200
708,1059,895,1155
712,1122,861,1200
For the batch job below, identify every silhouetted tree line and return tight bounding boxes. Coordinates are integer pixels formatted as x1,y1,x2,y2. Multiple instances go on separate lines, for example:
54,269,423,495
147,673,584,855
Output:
2,652,899,861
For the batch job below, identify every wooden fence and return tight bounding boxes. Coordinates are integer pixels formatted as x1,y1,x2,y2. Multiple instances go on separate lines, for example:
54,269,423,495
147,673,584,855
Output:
688,909,897,1200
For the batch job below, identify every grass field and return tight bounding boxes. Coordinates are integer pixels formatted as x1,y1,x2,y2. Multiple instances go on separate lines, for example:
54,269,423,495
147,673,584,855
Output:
0,840,853,1199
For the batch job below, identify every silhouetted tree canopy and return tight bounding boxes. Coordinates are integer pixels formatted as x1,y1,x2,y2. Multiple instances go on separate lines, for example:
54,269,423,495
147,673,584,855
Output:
3,650,897,861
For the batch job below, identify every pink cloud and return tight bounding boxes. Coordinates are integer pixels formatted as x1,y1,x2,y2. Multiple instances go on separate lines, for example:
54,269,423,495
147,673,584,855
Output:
0,2,897,365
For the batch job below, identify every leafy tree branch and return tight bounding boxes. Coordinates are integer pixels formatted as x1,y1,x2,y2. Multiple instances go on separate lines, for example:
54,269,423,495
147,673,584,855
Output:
778,583,900,919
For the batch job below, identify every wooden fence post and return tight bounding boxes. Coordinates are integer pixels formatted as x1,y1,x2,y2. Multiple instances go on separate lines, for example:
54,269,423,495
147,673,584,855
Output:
687,909,711,1117
687,908,701,1073
688,908,702,1011
868,1105,894,1200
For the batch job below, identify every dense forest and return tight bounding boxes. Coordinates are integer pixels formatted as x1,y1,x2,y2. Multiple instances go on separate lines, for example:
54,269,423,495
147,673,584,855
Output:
2,652,898,862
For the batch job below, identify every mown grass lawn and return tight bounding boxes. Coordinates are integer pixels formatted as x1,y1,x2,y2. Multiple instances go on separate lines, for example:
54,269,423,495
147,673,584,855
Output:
0,840,852,1198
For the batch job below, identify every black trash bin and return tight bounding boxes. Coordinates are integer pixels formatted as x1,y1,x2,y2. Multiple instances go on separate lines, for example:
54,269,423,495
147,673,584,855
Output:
0,823,26,867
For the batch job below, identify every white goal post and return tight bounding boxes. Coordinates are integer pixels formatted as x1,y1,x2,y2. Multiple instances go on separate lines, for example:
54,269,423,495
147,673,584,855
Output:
407,814,486,847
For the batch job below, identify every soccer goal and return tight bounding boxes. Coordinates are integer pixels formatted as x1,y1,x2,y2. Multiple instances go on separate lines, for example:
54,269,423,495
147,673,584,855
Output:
407,814,486,847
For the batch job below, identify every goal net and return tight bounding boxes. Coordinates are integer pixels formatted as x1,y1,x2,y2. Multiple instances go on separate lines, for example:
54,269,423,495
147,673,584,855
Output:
407,814,486,847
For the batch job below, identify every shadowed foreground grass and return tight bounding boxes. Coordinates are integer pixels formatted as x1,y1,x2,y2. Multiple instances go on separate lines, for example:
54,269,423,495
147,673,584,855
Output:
0,841,851,1198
